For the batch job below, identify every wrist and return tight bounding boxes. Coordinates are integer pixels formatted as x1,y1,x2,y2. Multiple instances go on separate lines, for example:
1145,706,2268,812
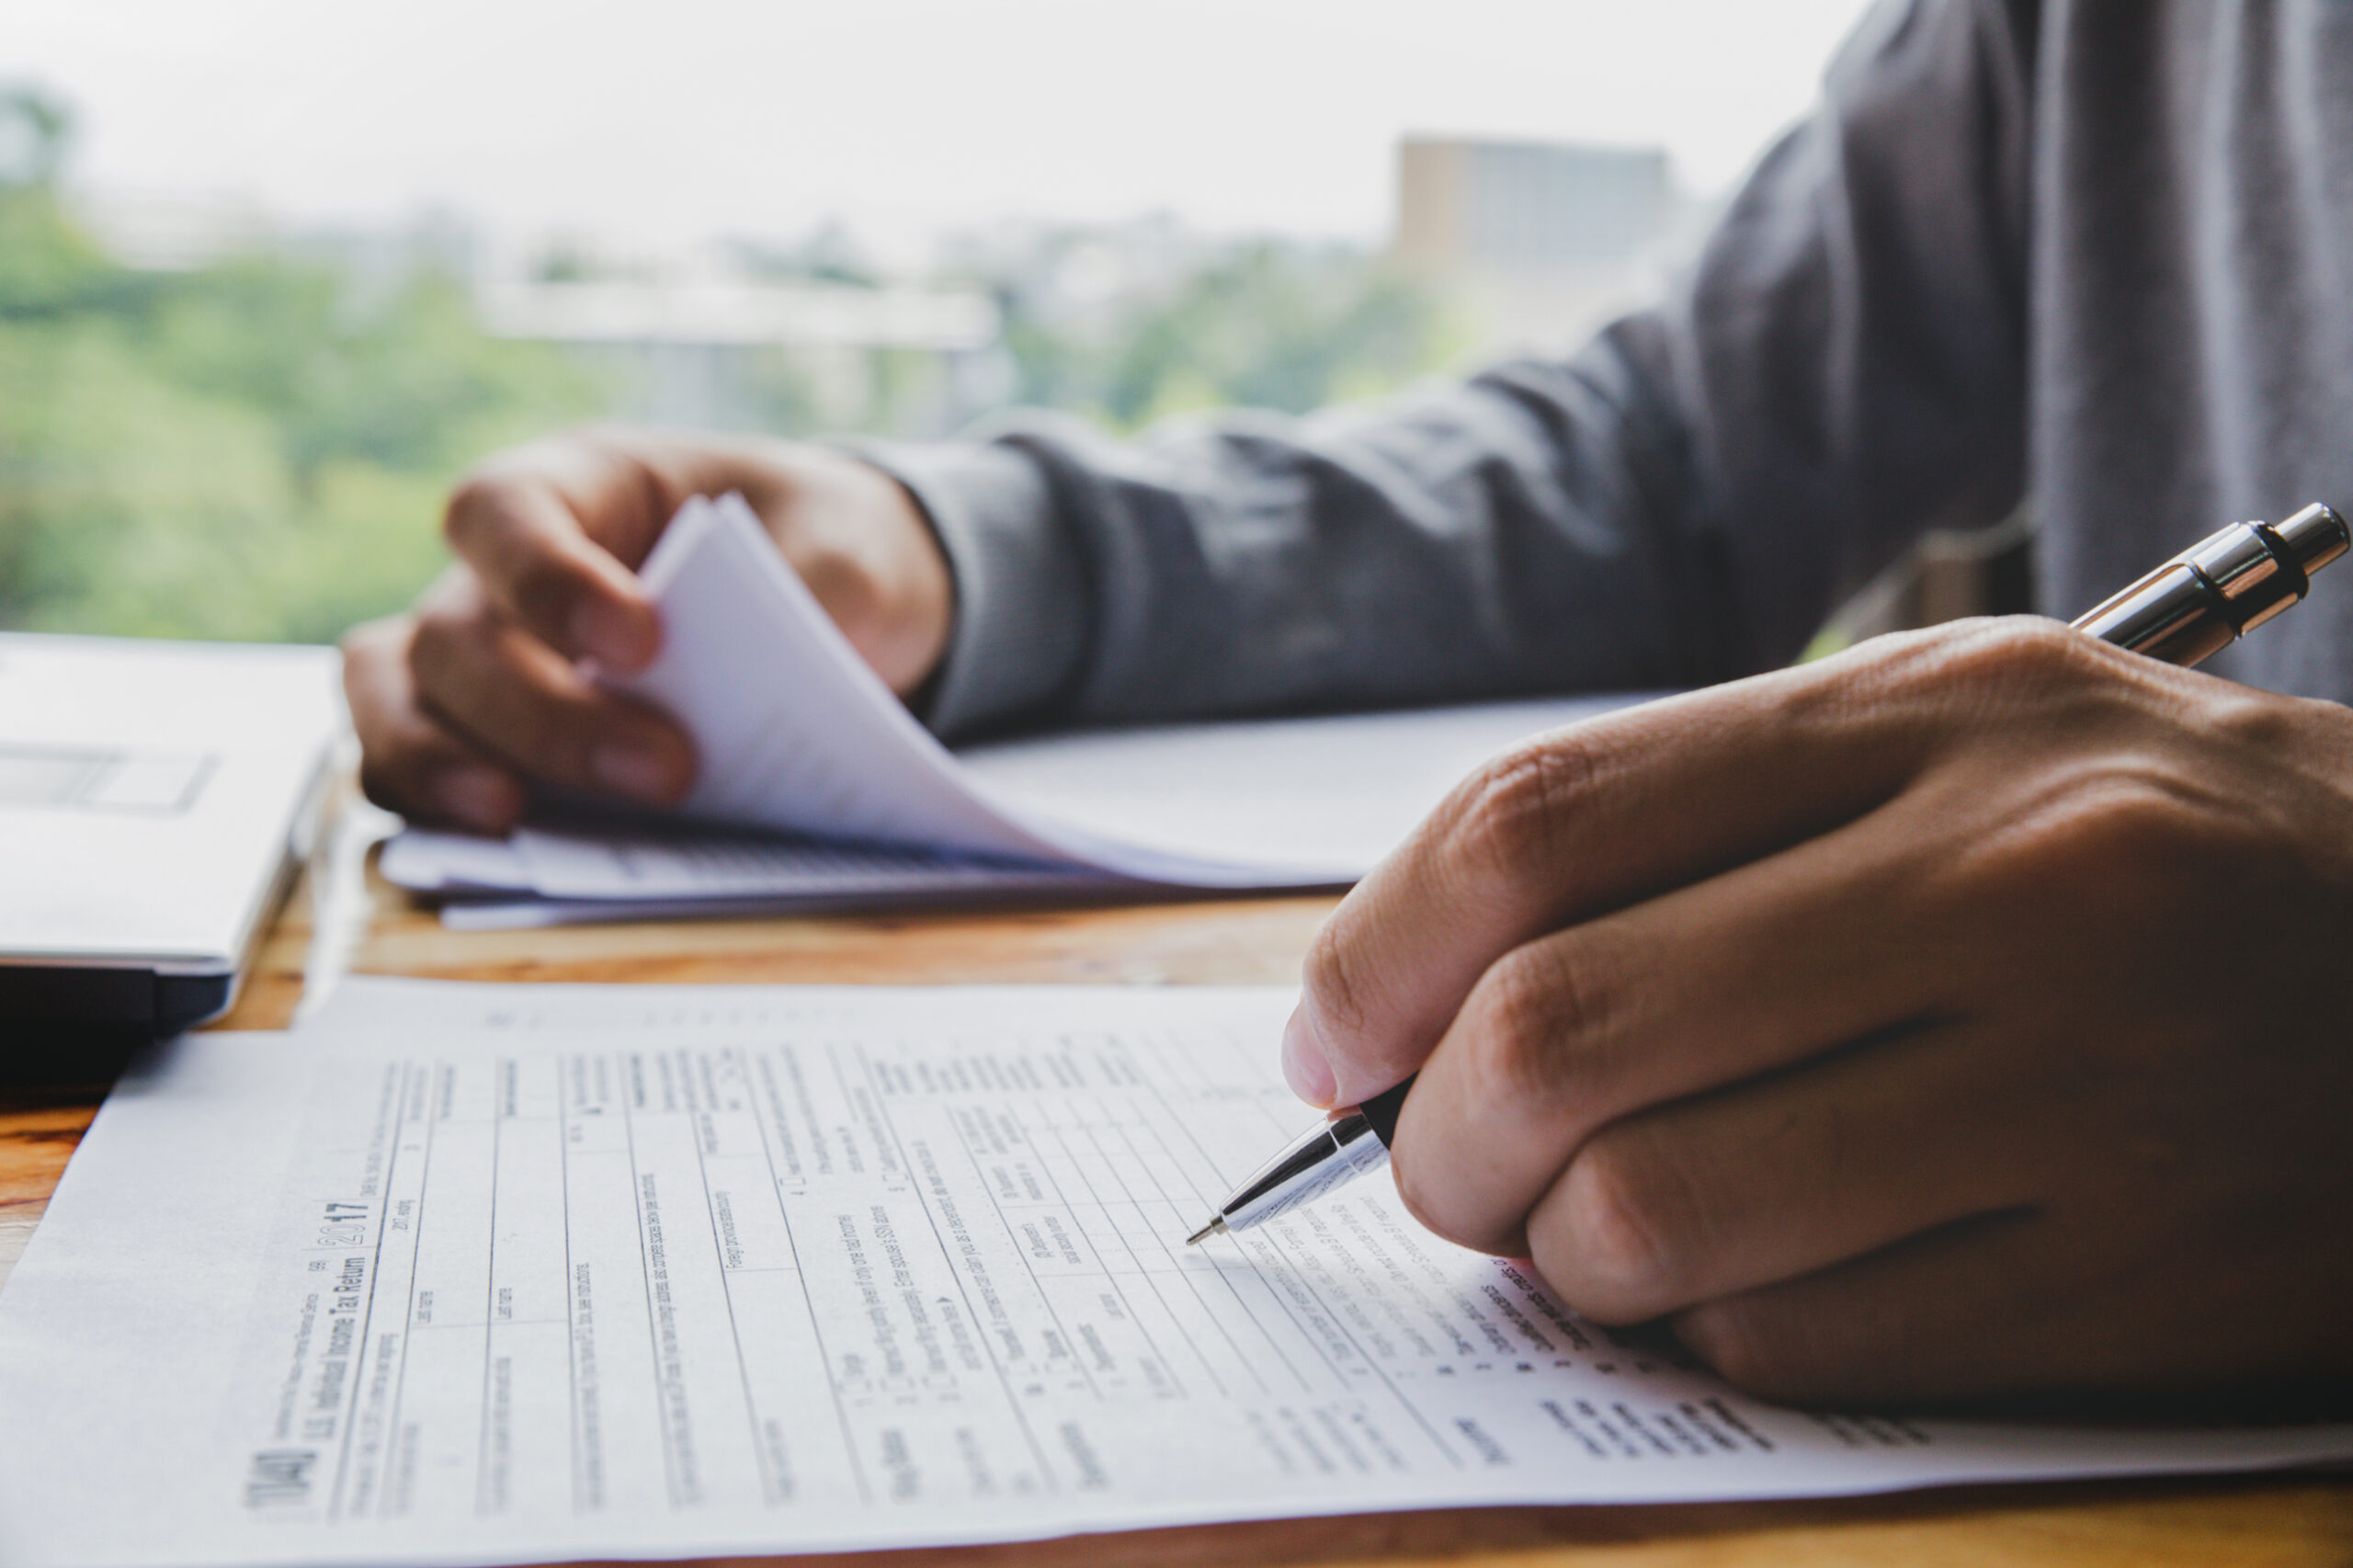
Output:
720,439,955,698
857,466,956,696
849,437,1086,739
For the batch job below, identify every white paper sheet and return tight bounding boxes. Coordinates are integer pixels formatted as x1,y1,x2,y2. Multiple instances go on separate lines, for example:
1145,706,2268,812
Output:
5,979,2349,1568
418,826,1128,929
613,494,1081,867
382,491,1650,916
382,821,1130,928
606,493,1642,886
384,645,1645,921
379,827,536,894
382,689,1635,917
510,822,1120,902
956,699,1643,878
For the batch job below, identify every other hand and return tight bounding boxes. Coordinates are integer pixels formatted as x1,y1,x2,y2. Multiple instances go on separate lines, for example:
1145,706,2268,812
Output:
1284,618,2353,1404
341,427,952,832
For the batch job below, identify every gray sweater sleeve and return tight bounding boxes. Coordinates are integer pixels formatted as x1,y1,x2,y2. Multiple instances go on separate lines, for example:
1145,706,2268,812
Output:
869,0,2036,742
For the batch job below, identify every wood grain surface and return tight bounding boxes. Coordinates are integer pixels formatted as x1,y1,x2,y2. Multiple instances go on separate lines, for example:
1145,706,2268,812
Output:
5,814,2351,1567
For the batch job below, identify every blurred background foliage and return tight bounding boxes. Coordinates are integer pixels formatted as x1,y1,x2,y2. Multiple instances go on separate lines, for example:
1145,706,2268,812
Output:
0,85,1455,645
997,239,1453,430
0,94,601,642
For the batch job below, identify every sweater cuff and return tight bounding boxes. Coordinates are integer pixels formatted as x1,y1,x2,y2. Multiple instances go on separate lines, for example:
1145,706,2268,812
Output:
846,439,1086,741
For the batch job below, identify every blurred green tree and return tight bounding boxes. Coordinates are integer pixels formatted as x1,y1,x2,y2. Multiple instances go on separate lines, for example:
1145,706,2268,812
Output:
0,85,602,644
0,83,1455,647
997,238,1455,432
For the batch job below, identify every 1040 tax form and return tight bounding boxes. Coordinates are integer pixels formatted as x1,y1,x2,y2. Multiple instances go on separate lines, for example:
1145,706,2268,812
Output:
4,980,2350,1568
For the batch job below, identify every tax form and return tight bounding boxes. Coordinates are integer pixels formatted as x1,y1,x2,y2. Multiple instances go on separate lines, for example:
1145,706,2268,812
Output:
4,980,2350,1568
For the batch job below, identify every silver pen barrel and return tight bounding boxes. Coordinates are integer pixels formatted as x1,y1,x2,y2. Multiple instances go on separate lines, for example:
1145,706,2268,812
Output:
1186,1106,1392,1244
2071,502,2349,665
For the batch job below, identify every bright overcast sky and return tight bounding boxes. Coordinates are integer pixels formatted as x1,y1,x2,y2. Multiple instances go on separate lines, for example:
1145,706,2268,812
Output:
6,0,1879,252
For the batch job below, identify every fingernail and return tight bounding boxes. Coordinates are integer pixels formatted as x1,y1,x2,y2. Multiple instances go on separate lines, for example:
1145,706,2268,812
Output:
592,739,684,801
573,598,654,671
1281,1005,1338,1108
436,765,517,832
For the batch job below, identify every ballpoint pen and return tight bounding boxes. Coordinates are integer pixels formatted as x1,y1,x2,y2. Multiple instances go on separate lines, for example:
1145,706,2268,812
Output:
1185,500,2353,1248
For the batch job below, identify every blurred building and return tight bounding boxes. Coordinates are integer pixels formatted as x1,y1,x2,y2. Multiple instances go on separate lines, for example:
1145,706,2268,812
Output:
475,271,1001,435
1393,136,1689,358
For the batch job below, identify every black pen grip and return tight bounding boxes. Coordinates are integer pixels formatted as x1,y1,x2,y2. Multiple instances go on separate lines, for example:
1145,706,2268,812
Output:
1359,1074,1415,1146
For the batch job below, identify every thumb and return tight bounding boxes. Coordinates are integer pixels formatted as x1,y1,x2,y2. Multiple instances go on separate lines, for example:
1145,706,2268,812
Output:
1281,669,1929,1109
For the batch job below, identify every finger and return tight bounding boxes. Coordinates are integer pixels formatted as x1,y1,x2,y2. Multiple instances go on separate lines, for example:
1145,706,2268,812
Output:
340,615,528,832
441,465,663,673
1389,785,1963,1256
1666,1211,2110,1406
408,593,696,804
1285,619,2137,1108
1522,1019,2051,1324
1289,648,1915,1106
1677,1164,2353,1404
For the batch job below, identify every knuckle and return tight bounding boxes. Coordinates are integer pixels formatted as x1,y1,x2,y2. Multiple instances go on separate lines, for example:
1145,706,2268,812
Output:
508,553,589,635
1386,1144,1479,1252
1674,1300,1818,1402
353,736,452,817
440,472,508,551
1456,941,1615,1112
1456,957,1563,1108
404,604,475,694
403,612,582,776
352,754,407,812
2048,776,2208,867
2209,684,2318,755
1546,1129,1696,1316
1385,1123,1532,1262
1846,617,2108,718
1300,919,1376,1047
1972,770,2222,915
1937,616,2102,689
1445,736,1595,885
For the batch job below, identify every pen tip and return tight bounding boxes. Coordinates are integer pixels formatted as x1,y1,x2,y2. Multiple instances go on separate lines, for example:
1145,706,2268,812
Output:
1185,1218,1223,1246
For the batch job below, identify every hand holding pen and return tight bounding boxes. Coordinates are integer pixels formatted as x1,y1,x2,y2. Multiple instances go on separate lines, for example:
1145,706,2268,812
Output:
1194,504,2353,1407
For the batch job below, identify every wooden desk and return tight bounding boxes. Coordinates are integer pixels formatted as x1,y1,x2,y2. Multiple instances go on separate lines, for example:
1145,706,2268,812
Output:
6,830,2351,1568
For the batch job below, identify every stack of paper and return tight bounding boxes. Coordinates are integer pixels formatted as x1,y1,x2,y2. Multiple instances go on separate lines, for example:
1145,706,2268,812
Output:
382,492,1648,926
5,977,2348,1568
381,820,1125,930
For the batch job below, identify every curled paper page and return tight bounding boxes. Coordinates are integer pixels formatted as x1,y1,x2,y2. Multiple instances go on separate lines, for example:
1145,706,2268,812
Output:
612,493,1641,886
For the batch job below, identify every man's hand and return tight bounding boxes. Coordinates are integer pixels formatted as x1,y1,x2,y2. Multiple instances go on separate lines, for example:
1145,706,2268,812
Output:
342,428,952,832
1284,619,2353,1404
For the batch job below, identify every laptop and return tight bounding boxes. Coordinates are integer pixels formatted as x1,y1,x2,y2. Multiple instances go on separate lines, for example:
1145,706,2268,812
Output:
0,634,342,1061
